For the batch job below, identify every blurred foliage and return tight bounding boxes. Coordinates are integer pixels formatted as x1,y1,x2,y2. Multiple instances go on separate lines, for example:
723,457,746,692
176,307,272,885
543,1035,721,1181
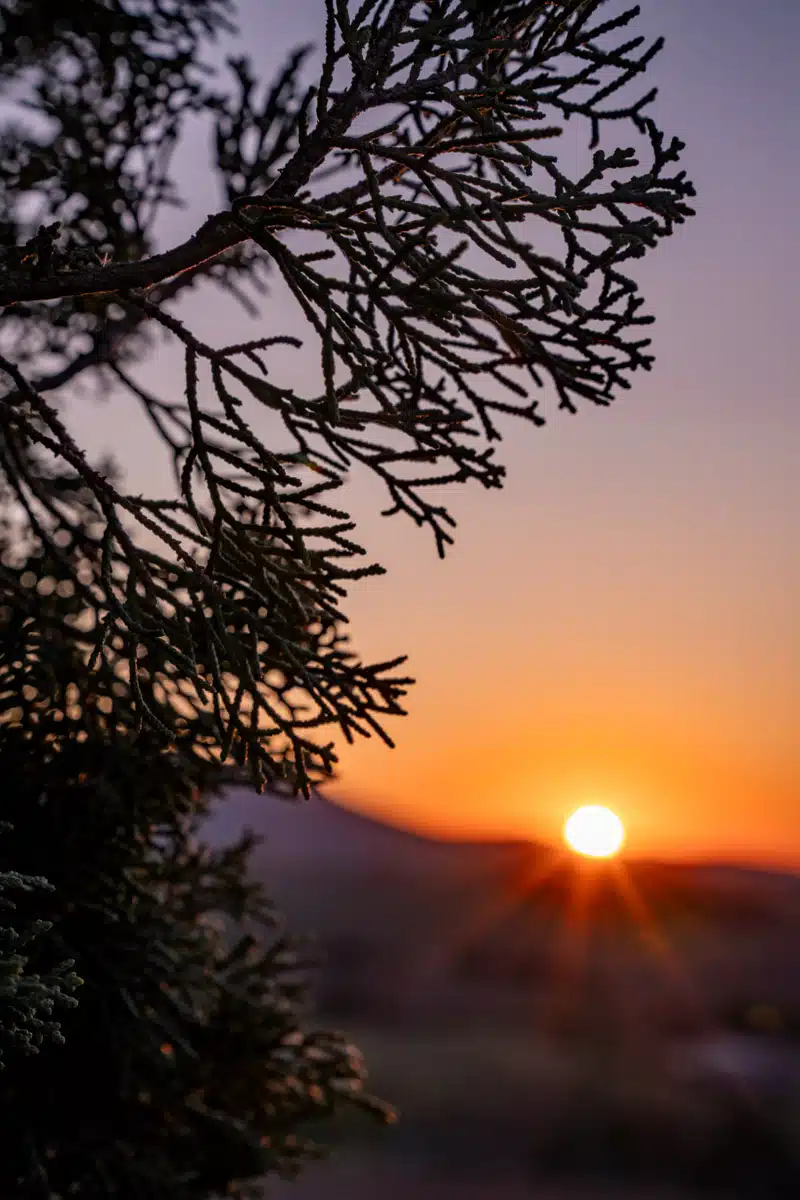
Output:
0,537,392,1199
0,823,82,1069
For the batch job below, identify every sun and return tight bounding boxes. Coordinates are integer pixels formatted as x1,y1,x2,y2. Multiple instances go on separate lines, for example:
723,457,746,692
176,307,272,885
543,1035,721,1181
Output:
564,805,625,859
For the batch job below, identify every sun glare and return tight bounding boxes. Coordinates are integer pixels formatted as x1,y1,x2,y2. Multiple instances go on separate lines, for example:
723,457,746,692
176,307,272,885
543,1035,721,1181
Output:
564,805,625,859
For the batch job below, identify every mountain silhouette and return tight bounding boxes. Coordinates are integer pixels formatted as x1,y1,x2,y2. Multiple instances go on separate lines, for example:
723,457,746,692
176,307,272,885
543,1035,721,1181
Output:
200,787,800,1028
202,784,533,868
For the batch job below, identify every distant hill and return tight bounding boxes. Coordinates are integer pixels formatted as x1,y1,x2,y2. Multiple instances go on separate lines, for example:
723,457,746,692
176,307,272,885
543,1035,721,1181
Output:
202,790,800,1197
200,787,800,1030
201,786,535,931
202,785,532,871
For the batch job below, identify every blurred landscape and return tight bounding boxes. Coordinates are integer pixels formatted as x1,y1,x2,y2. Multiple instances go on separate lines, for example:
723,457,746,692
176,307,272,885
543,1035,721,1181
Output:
204,789,800,1198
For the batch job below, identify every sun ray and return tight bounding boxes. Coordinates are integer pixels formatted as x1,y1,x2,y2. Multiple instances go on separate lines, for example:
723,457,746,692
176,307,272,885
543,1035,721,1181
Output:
413,846,569,987
610,860,709,1025
608,860,763,1109
542,860,597,1035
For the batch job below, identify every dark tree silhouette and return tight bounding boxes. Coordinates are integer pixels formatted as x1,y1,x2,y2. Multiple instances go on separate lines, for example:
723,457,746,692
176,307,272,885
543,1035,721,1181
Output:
0,533,391,1197
0,0,694,1195
0,0,694,792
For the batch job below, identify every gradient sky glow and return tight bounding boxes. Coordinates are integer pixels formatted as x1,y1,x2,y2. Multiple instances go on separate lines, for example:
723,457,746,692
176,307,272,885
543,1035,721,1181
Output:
73,1,799,866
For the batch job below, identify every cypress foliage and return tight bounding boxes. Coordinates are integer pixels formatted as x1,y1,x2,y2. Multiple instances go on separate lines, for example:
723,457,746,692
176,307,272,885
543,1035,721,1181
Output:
0,826,82,1070
0,0,694,791
0,535,390,1198
0,1,694,1195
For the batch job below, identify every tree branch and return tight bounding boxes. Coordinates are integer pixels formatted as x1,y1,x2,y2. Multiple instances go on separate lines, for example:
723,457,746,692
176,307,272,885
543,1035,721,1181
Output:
0,213,247,307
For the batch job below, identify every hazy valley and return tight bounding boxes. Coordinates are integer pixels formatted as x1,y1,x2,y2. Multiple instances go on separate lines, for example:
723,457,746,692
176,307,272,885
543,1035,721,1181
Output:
203,789,800,1198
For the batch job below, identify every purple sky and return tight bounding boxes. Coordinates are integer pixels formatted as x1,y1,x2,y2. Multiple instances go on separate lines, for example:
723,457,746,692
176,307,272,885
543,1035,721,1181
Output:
73,1,799,864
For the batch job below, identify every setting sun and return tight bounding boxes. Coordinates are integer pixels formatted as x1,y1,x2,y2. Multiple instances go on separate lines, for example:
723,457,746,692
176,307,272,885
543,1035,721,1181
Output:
564,805,625,859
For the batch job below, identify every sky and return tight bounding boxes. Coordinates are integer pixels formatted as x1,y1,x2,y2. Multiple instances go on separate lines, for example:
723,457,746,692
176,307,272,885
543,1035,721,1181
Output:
73,0,799,867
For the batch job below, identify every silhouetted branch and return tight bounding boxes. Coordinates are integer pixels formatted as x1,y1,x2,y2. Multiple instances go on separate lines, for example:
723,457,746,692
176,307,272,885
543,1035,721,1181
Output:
0,0,695,790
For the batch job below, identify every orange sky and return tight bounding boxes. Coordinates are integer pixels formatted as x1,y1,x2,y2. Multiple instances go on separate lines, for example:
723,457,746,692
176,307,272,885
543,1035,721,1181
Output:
328,404,799,867
71,0,799,868
324,0,800,867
